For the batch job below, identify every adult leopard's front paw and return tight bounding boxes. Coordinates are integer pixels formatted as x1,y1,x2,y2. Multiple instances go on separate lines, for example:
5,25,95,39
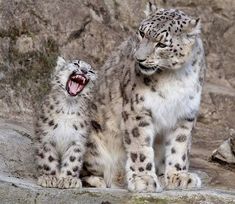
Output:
57,177,82,189
38,175,58,188
127,173,162,192
166,171,201,190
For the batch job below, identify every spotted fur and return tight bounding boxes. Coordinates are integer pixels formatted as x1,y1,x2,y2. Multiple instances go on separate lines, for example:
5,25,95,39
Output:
83,6,206,192
35,57,96,188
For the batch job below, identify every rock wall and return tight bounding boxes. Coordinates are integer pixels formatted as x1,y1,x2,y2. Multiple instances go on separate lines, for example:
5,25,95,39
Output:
0,0,234,189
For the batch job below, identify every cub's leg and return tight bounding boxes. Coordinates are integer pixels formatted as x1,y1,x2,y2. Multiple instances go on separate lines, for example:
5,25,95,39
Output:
57,142,84,189
36,142,60,187
165,118,201,189
123,109,162,192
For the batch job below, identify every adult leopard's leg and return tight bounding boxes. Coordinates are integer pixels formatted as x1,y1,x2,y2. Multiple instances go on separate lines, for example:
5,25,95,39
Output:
165,118,201,189
122,109,162,192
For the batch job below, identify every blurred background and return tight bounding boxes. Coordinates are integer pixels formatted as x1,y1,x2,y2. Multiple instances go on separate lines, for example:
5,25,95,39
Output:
0,0,234,190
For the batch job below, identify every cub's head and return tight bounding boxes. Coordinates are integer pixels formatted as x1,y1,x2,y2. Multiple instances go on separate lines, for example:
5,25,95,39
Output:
52,57,96,97
135,5,201,75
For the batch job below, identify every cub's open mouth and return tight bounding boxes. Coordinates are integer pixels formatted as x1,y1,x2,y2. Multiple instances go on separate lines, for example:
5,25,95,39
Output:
66,72,89,96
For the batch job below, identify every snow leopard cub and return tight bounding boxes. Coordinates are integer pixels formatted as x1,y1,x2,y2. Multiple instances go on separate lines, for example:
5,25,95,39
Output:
35,57,96,188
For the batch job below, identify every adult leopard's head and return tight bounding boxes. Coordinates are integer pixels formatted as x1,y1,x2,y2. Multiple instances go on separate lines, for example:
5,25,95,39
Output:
52,57,96,97
135,4,201,75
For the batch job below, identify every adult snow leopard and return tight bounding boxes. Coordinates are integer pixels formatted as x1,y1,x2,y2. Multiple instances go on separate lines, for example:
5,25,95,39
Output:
82,5,206,192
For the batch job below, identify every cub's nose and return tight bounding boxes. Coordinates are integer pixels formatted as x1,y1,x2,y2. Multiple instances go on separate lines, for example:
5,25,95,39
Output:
81,68,88,74
136,58,146,62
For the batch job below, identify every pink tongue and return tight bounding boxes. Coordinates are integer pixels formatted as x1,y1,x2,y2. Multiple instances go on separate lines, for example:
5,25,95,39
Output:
70,81,79,95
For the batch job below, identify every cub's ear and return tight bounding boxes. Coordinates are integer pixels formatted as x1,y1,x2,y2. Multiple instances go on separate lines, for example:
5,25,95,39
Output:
144,1,158,17
187,18,201,36
56,56,66,70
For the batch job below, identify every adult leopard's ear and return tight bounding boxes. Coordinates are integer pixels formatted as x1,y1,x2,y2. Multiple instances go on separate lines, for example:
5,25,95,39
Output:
187,18,201,36
56,56,66,70
144,1,158,17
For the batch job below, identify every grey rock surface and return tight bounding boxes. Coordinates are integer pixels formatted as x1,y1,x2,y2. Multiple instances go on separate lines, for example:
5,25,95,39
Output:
0,174,235,204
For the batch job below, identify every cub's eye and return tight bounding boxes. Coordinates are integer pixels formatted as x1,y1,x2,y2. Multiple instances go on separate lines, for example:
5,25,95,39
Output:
73,62,79,66
139,30,145,38
89,70,95,74
156,43,167,48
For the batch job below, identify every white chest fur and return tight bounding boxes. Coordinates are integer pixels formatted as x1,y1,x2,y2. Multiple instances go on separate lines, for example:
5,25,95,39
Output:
142,64,201,132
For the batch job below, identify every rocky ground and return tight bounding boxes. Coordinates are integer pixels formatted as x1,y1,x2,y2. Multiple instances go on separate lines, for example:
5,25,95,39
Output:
0,0,234,203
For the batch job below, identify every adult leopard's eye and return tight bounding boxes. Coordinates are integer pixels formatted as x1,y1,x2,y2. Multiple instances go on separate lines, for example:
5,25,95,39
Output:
156,42,167,48
139,30,145,38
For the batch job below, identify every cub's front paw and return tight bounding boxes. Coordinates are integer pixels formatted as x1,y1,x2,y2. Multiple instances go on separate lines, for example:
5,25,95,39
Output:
38,175,58,188
127,172,162,192
166,171,201,190
57,177,82,189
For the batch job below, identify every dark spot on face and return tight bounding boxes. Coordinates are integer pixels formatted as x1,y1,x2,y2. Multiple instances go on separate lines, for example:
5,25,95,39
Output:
169,162,172,165
51,170,56,175
182,154,186,161
132,127,140,137
176,134,187,142
139,153,146,162
130,153,138,162
130,166,135,171
50,105,54,110
70,156,76,162
80,123,84,128
67,171,72,176
139,167,144,172
48,155,55,162
171,148,176,154
146,163,152,171
175,163,181,171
